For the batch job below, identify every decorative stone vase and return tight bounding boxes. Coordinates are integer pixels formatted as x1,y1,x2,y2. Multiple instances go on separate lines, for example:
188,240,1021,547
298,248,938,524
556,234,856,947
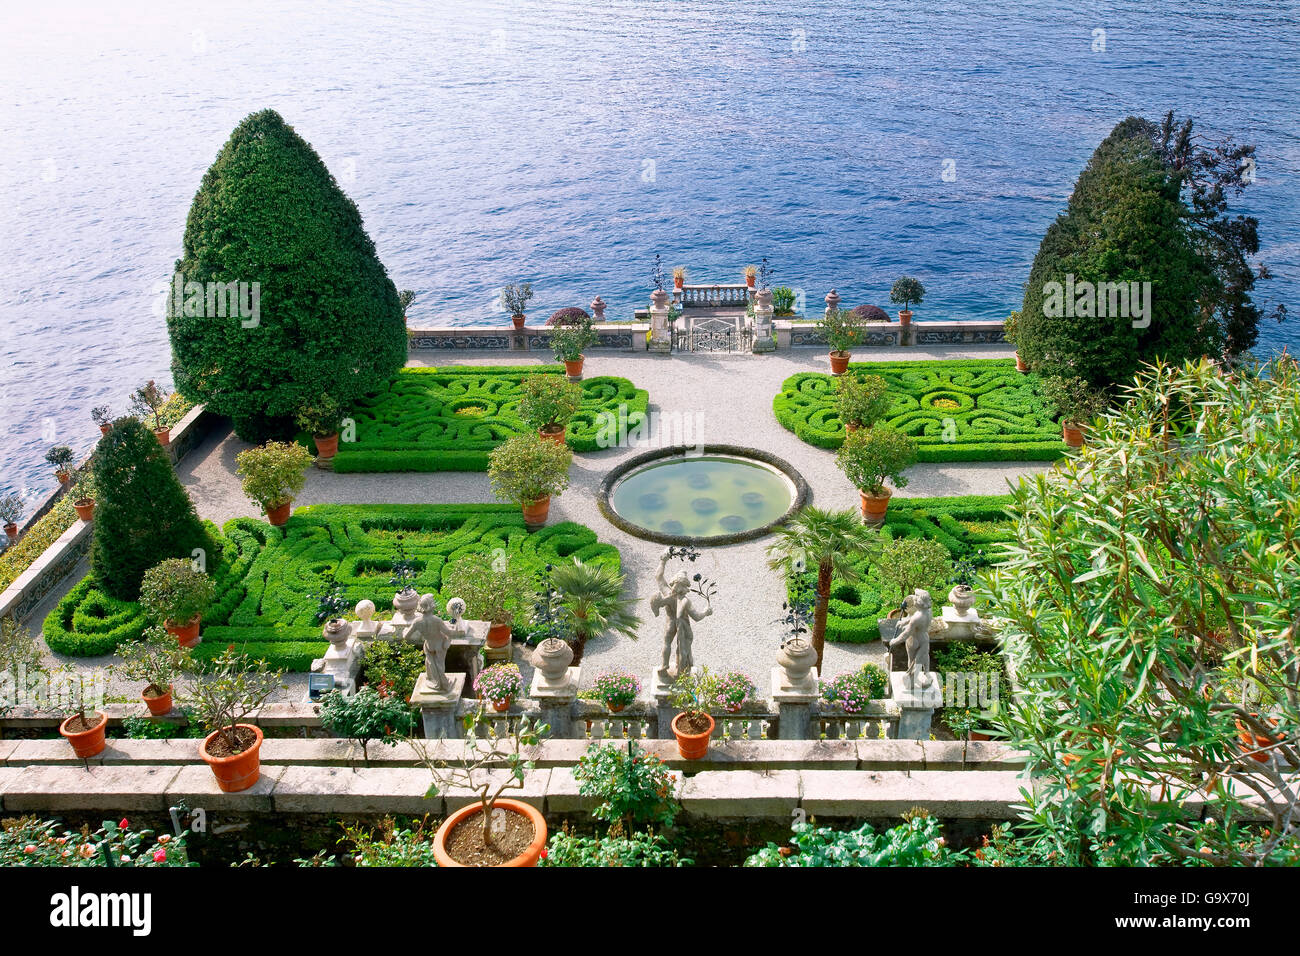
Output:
393,588,420,619
533,637,574,685
432,798,547,867
859,488,892,525
73,497,95,521
777,637,817,691
323,618,353,648
829,351,851,375
266,500,292,526
59,712,107,758
143,684,173,716
314,433,339,458
200,724,264,792
948,584,976,614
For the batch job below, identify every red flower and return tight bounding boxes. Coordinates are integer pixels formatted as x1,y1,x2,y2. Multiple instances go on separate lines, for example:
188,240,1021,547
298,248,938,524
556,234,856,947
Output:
153,849,167,863
539,848,548,859
119,818,130,829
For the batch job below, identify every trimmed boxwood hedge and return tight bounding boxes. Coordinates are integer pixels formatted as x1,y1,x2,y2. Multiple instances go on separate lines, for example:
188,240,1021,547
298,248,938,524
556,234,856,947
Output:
805,494,1017,645
45,504,623,669
773,359,1064,462
330,366,649,473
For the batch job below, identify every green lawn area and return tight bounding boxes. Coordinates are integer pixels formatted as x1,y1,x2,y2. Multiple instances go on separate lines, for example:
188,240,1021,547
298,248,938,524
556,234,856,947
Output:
773,358,1064,461
330,365,649,472
44,504,622,669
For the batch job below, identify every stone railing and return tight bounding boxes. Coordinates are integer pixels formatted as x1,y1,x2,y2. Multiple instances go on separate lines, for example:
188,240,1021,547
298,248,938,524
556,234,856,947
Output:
677,284,753,310
407,323,648,353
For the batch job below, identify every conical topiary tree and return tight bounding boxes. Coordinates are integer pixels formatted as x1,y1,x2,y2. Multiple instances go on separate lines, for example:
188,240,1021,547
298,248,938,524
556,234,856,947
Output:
91,418,213,601
167,108,407,442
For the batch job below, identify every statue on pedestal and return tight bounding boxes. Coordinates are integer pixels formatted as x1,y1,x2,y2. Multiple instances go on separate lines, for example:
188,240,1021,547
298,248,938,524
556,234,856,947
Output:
404,594,467,694
650,548,714,680
888,589,934,690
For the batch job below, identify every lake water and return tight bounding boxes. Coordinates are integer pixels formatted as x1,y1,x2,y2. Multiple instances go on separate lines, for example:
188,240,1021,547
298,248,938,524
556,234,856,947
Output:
2,0,1297,503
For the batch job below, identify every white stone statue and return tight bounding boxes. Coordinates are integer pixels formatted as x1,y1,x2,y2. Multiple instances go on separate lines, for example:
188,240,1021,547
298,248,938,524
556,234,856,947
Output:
889,588,934,690
404,594,467,693
650,549,712,680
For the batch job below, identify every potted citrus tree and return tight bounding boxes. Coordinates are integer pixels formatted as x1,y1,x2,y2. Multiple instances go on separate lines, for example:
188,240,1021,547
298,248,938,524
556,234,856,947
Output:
236,440,313,525
70,473,96,521
818,308,866,374
1041,375,1107,448
295,394,345,460
487,432,572,527
890,276,926,333
551,316,596,378
669,668,720,759
517,374,583,445
836,425,917,523
44,446,75,486
91,405,114,436
835,373,890,435
419,706,549,867
193,647,282,792
130,380,172,445
54,666,108,758
0,492,23,542
441,552,533,649
117,624,192,716
501,282,534,329
1004,311,1028,372
139,557,216,647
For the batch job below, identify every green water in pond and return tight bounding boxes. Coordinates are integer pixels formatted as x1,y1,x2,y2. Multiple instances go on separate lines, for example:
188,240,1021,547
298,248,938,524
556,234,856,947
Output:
610,456,794,538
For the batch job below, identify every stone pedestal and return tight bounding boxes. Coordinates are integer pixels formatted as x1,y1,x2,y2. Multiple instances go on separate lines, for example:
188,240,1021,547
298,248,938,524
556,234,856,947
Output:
941,604,980,639
590,296,606,323
530,665,580,739
771,666,820,740
650,666,697,739
751,287,776,353
648,289,672,354
309,620,362,698
891,671,942,740
411,672,466,739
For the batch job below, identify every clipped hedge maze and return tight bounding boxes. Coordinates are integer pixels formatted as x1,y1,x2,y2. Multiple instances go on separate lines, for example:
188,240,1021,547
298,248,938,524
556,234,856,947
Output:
773,358,1064,461
45,504,623,669
808,495,1016,644
330,365,650,472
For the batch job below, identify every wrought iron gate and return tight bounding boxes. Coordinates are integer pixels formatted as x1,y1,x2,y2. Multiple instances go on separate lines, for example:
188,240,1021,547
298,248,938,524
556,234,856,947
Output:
672,316,752,353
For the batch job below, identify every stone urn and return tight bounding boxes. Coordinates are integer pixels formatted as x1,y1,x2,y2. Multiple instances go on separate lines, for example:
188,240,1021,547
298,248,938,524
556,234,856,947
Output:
532,637,574,686
323,618,353,649
392,587,419,619
948,584,976,614
777,637,818,692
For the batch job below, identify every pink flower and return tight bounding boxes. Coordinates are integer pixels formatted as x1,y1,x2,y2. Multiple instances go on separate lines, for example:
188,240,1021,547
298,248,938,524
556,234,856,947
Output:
153,849,167,863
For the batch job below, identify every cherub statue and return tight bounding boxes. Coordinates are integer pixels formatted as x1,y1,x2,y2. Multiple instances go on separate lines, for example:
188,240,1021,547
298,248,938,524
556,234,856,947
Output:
888,588,934,690
650,548,713,680
403,594,467,693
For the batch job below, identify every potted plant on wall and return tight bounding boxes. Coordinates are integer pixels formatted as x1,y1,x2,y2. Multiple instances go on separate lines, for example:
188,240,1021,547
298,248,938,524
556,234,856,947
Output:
441,553,533,649
836,373,891,435
1041,375,1106,449
474,662,525,712
419,706,549,867
672,265,688,290
193,647,282,792
517,374,583,445
54,666,108,758
44,446,75,486
295,394,345,460
551,316,596,378
91,406,114,436
487,432,572,528
669,668,720,759
69,473,96,521
236,440,313,526
713,671,758,714
551,557,641,665
836,426,918,524
117,624,192,716
1004,311,1027,372
140,556,216,647
1,491,26,542
818,308,866,374
130,380,172,445
890,276,926,332
743,264,758,289
501,282,534,330
594,671,640,713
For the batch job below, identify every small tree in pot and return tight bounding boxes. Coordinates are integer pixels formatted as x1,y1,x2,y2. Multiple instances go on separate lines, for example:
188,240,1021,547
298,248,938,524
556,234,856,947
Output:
192,647,283,792
117,624,193,715
44,446,75,485
668,668,721,759
517,374,583,444
877,536,951,625
890,276,926,323
52,665,109,758
236,439,313,526
501,282,534,329
140,557,216,647
91,405,114,436
487,432,572,527
319,685,416,767
130,380,171,444
295,394,345,459
1041,374,1108,448
69,472,96,521
836,426,918,523
550,317,596,378
835,373,890,434
818,308,866,374
441,553,534,648
1,491,26,541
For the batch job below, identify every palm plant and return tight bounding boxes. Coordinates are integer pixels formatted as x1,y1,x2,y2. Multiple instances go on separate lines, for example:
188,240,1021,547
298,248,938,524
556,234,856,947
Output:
766,507,881,671
550,558,640,665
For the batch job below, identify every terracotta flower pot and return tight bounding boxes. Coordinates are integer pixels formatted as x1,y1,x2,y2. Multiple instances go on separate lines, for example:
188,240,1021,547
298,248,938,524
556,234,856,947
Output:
844,421,860,436
266,500,293,526
512,314,526,330
745,275,756,289
829,351,851,375
314,432,339,458
564,356,585,378
143,684,174,716
165,615,202,647
537,425,567,446
1062,423,1084,448
674,277,684,290
606,703,626,714
73,497,95,521
492,699,512,713
56,469,71,486
59,712,107,759
200,724,264,792
859,488,892,524
898,310,913,325
672,711,715,759
154,427,171,446
1015,352,1028,373
3,522,16,541
486,623,512,649
1235,715,1281,764
521,496,550,527
432,798,547,868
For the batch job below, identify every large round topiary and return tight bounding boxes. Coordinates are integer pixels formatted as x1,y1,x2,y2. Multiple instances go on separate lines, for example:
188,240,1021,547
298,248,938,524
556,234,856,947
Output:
548,307,591,327
90,418,213,601
167,109,407,443
851,304,889,323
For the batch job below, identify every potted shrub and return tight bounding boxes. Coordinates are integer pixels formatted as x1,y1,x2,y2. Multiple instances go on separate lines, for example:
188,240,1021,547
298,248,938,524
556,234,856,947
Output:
743,264,758,289
818,308,865,374
668,668,720,759
672,265,688,290
878,536,951,623
890,276,926,329
487,432,572,527
441,553,533,649
593,671,640,713
551,316,596,378
91,405,114,436
551,557,640,665
474,662,525,711
836,425,918,523
130,380,172,445
501,282,534,329
836,373,890,435
140,557,216,647
319,685,416,767
1004,311,1027,372
295,394,345,459
820,669,883,715
44,446,75,486
1,491,26,541
192,647,283,792
117,624,191,716
1041,375,1107,448
773,286,798,317
419,706,549,867
713,671,757,714
236,440,313,525
69,473,96,522
517,374,583,445
53,667,108,758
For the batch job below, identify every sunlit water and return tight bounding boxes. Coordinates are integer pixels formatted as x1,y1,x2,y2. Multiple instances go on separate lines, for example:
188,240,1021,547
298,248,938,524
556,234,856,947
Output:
610,455,795,538
2,0,1296,503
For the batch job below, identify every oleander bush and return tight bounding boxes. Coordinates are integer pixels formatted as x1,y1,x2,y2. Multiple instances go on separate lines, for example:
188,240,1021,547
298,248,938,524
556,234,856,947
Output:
774,359,1064,461
45,504,622,669
330,366,649,473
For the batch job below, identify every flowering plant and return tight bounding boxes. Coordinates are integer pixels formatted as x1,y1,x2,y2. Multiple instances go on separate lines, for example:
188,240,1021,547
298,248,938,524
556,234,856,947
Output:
0,816,190,866
474,662,524,705
593,671,640,709
821,671,882,715
712,671,757,711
